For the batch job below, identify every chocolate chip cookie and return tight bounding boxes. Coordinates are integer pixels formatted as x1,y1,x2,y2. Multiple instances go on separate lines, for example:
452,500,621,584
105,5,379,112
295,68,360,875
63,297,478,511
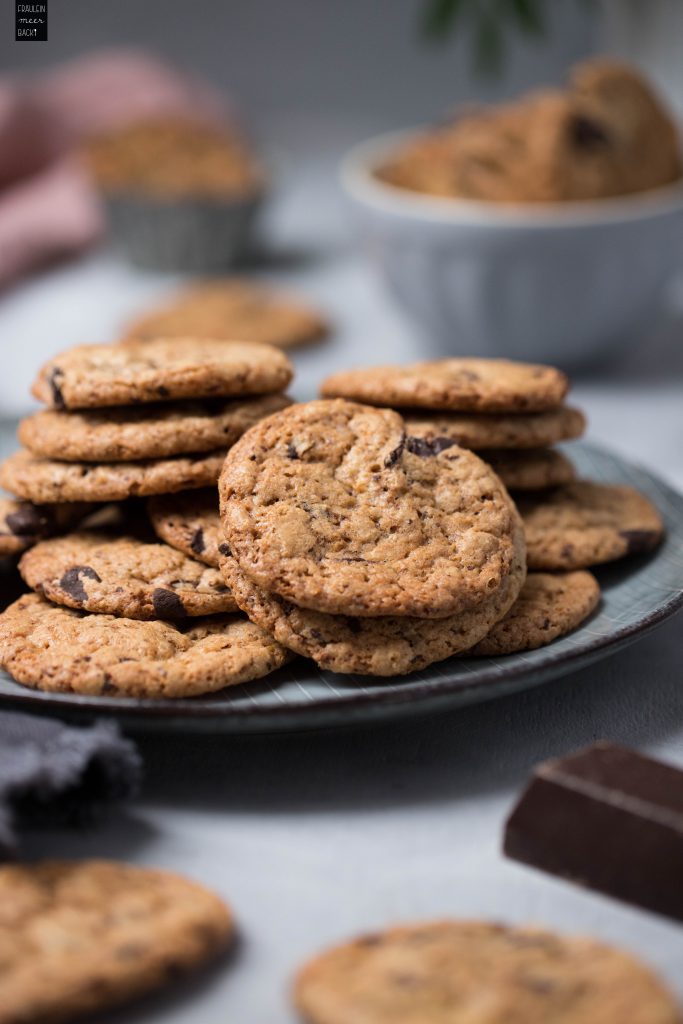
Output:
148,489,222,567
0,593,290,697
321,359,568,413
0,449,224,503
520,481,664,570
220,399,524,618
32,338,293,410
19,532,235,619
470,571,600,655
0,859,233,1024
220,537,524,674
294,919,679,1024
482,448,576,491
124,279,329,349
404,405,586,450
18,394,291,462
0,498,94,557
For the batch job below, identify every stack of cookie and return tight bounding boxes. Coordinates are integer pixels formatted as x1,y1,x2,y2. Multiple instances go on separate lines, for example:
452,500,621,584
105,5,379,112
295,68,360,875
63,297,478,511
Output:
0,337,296,697
320,358,664,658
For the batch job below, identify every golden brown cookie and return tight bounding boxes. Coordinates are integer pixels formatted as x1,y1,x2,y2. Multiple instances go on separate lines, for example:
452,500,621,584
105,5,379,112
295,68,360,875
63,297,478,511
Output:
403,405,585,450
31,338,293,410
294,920,679,1024
321,359,568,413
18,394,291,462
0,449,225,504
481,448,576,491
220,539,525,675
0,859,233,1024
520,481,664,570
19,531,236,619
220,400,524,619
148,489,222,567
470,571,600,655
0,593,290,698
125,280,328,349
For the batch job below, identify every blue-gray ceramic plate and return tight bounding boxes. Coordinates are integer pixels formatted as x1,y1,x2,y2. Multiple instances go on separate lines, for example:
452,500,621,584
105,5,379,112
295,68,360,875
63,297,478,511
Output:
1,440,682,732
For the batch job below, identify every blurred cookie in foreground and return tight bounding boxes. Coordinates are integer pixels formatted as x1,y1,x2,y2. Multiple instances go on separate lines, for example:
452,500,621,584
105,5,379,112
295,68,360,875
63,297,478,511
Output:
148,489,222,568
293,919,679,1024
520,481,664,570
376,58,681,203
470,571,600,655
0,859,233,1023
85,116,265,271
125,280,329,349
0,593,290,698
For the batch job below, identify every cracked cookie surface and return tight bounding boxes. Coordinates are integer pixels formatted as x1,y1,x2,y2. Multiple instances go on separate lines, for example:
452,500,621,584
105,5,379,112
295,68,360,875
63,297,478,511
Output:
148,489,222,567
19,531,236,619
18,394,291,462
220,541,524,675
0,449,224,503
520,481,664,570
294,919,679,1024
0,859,233,1024
220,399,524,618
470,571,600,655
321,359,568,413
31,338,293,410
125,279,328,349
0,593,290,697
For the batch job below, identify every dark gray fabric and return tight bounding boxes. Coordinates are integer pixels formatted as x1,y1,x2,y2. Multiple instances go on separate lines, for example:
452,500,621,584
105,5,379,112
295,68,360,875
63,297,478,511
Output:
0,711,141,858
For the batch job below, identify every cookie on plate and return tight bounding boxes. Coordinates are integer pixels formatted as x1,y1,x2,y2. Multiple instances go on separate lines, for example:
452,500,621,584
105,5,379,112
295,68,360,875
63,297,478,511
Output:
31,338,293,410
220,399,524,619
403,404,586,450
520,481,664,570
321,359,568,413
0,859,233,1024
0,593,290,698
220,537,524,675
124,280,329,349
18,394,291,462
0,449,225,504
470,571,600,655
148,489,222,567
19,532,236,619
481,448,576,491
0,498,94,557
293,919,679,1024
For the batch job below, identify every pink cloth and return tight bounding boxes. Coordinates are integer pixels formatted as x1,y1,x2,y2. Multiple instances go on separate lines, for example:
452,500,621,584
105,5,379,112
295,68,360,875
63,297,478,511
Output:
0,49,231,290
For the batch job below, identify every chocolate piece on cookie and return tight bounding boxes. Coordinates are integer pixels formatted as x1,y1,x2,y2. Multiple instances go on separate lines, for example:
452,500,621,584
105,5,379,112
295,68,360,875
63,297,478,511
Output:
481,448,576,491
220,540,524,675
0,859,233,1023
148,489,222,568
403,404,586,450
19,532,236,619
293,919,679,1024
220,399,524,619
0,593,290,698
31,338,293,410
18,394,291,462
0,449,225,503
470,571,600,655
321,359,568,413
0,498,94,557
520,481,664,570
125,279,329,349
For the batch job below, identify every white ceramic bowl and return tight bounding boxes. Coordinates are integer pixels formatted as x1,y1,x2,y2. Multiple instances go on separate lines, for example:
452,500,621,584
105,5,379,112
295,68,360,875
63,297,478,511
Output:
341,130,683,368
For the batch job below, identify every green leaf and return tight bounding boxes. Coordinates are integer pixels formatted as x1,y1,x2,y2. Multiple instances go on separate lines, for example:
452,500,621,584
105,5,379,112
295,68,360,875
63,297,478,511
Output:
422,0,466,39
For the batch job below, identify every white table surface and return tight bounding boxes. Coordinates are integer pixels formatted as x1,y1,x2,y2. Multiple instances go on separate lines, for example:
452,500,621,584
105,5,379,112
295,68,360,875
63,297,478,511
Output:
4,135,683,1021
